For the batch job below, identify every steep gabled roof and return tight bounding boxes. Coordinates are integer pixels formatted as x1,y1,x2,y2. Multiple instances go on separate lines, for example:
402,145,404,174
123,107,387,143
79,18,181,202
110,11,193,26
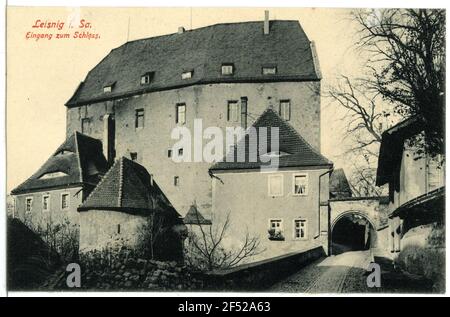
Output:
183,204,212,225
66,20,320,107
329,168,352,198
78,157,178,216
376,116,423,186
210,108,333,171
11,132,109,195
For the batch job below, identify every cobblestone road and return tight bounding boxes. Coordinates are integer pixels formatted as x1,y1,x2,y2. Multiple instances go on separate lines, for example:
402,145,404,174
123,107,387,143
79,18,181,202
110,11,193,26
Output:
270,250,373,293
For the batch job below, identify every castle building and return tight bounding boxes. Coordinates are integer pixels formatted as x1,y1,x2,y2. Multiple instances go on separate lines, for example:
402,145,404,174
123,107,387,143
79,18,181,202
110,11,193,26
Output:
210,109,332,260
376,117,445,256
11,132,109,228
12,14,335,261
64,16,323,219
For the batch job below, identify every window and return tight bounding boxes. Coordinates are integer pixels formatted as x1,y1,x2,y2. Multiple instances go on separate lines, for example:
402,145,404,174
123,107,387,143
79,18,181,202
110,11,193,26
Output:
168,149,172,158
117,224,121,234
262,66,277,75
221,64,234,75
176,104,186,124
25,197,33,213
81,118,91,134
268,219,284,241
178,148,184,156
268,174,283,197
130,152,138,161
42,195,50,212
227,101,239,122
427,154,444,192
293,174,308,195
39,171,68,179
294,219,308,240
174,176,180,186
61,193,69,210
103,82,115,93
181,71,193,80
140,72,154,85
135,109,144,129
280,100,291,121
269,219,283,232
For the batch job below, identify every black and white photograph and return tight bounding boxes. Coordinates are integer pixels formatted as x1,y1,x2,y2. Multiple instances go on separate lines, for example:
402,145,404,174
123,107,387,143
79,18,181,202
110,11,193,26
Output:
2,2,447,299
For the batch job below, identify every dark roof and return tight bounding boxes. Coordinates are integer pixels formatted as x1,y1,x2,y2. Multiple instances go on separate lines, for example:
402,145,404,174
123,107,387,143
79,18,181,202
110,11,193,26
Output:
376,117,423,186
183,204,212,225
329,168,352,198
78,157,178,216
390,186,444,220
66,20,320,107
210,108,332,171
11,132,109,195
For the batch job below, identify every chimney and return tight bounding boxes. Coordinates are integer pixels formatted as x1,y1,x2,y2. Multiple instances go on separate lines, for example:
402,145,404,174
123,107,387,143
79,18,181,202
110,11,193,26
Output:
264,10,270,35
178,26,185,34
102,114,116,164
240,97,248,129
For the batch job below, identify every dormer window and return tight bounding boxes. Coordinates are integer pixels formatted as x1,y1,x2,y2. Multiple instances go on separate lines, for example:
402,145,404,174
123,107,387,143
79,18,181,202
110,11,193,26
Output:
221,64,234,76
262,66,277,75
55,149,73,156
140,72,154,85
181,70,193,80
261,151,290,158
103,81,116,93
39,171,69,179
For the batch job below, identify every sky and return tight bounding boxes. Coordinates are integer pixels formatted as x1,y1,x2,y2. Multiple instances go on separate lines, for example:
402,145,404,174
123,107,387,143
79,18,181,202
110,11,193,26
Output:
6,7,366,192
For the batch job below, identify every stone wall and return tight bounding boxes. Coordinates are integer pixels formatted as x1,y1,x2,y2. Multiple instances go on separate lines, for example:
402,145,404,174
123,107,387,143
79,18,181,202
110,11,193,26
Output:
396,223,445,292
79,209,147,252
66,81,321,217
45,248,204,291
204,246,326,290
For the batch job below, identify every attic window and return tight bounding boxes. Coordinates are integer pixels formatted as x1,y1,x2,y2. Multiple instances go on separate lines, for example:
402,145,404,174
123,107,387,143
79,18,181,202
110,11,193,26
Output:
140,72,154,85
103,81,116,93
221,64,234,75
39,171,69,179
55,150,72,156
181,70,193,80
261,151,290,158
262,66,277,75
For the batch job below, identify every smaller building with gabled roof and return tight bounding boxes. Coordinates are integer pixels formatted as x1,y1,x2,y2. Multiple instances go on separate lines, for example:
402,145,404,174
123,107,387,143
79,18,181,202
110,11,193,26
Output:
78,157,185,258
209,108,333,262
11,131,109,227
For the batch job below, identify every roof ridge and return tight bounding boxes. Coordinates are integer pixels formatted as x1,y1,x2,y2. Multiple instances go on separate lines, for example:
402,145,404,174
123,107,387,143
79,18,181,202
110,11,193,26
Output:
121,20,300,46
118,157,124,207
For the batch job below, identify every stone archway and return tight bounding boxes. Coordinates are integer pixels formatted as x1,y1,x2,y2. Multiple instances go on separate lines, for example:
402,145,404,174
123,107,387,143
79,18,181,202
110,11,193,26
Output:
331,211,377,255
329,197,389,255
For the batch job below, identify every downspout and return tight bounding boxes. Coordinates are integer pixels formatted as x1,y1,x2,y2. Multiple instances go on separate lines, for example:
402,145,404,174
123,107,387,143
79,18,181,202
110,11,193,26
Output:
314,167,333,239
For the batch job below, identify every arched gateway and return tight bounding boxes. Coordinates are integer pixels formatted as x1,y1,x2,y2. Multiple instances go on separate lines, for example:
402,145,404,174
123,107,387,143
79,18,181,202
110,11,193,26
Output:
329,197,390,255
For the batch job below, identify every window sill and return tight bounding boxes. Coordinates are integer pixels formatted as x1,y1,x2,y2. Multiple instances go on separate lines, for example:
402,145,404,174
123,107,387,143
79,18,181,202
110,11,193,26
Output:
268,236,285,241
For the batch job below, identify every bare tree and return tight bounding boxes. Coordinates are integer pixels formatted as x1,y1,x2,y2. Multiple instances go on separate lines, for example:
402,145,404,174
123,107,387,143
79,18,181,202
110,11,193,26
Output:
326,76,392,196
136,211,165,260
326,9,444,194
353,9,445,156
185,211,263,271
326,75,386,159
